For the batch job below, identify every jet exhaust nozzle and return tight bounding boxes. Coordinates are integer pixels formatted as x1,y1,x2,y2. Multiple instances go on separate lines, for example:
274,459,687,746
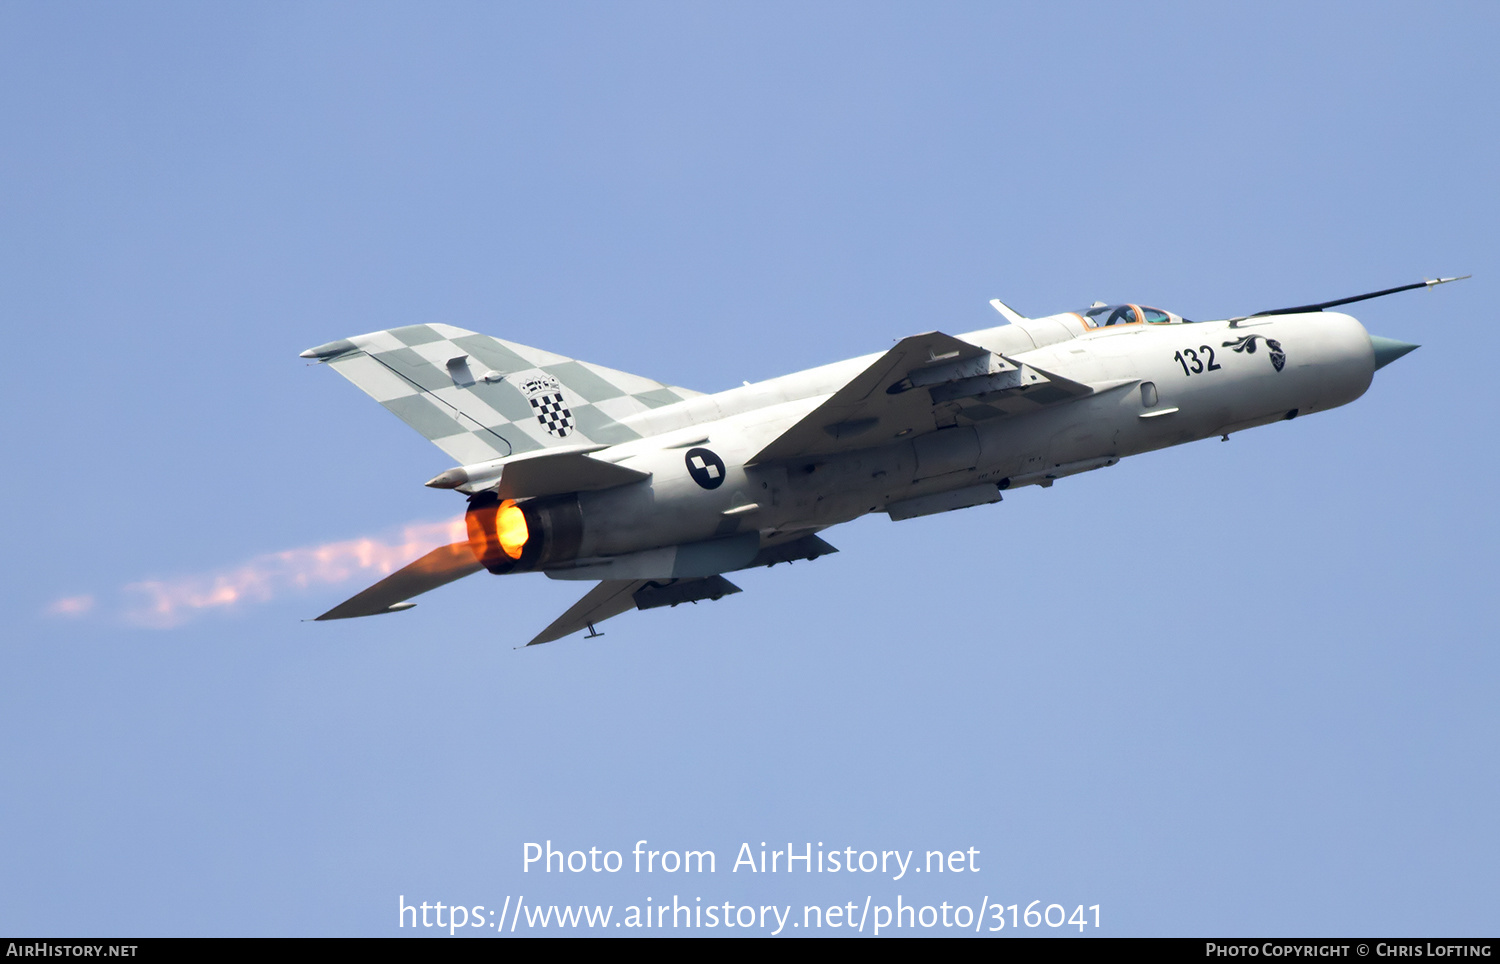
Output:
464,492,584,575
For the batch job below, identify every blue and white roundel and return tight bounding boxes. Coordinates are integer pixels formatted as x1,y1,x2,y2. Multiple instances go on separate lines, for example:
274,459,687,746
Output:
684,447,725,489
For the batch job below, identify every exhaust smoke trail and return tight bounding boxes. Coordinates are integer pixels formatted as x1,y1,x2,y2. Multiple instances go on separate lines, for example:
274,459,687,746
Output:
46,595,96,617
46,519,467,628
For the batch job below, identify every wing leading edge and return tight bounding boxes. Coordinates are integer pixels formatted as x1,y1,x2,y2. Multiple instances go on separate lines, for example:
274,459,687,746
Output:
313,542,483,620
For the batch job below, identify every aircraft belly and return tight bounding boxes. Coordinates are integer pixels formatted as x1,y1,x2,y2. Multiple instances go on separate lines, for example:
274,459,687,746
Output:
1048,420,1119,467
774,418,1052,525
912,426,980,479
781,455,886,525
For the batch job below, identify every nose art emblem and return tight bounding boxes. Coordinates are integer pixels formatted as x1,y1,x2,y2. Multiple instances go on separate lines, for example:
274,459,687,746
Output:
1222,334,1287,372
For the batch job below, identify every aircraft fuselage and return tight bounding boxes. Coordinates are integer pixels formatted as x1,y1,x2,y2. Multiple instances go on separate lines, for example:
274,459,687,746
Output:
558,310,1376,569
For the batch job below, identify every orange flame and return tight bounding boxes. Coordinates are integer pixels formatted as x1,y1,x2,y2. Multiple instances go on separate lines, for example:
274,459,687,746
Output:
99,518,467,628
496,501,530,560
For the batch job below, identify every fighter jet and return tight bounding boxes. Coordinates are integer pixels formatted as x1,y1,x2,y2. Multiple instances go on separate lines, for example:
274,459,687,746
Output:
301,276,1462,645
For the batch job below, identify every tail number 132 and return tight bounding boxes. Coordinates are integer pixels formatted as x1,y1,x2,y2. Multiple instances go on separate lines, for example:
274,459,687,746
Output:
1173,346,1222,376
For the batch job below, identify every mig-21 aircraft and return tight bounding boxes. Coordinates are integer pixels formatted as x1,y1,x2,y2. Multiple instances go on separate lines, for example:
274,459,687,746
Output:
301,277,1463,645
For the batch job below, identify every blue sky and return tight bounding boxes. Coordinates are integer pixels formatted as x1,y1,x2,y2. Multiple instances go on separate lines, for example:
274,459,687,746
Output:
2,2,1496,936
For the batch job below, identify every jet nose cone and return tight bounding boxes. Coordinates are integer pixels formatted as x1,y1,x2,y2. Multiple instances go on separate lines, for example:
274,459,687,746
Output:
1370,335,1420,371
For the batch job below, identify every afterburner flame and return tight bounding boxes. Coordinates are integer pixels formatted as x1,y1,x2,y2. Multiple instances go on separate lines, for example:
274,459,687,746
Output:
83,518,468,629
496,501,529,560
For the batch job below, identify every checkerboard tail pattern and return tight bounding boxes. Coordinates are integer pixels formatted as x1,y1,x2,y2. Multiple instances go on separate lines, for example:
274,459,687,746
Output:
529,391,574,438
308,324,701,465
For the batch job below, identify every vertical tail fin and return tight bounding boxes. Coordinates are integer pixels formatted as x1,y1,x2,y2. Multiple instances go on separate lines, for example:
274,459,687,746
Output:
302,324,701,463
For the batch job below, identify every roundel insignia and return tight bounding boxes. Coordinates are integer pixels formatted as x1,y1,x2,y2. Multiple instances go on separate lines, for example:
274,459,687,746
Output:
684,447,726,489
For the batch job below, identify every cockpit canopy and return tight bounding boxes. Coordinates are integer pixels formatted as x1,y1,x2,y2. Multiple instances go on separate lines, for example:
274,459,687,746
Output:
1076,304,1190,328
